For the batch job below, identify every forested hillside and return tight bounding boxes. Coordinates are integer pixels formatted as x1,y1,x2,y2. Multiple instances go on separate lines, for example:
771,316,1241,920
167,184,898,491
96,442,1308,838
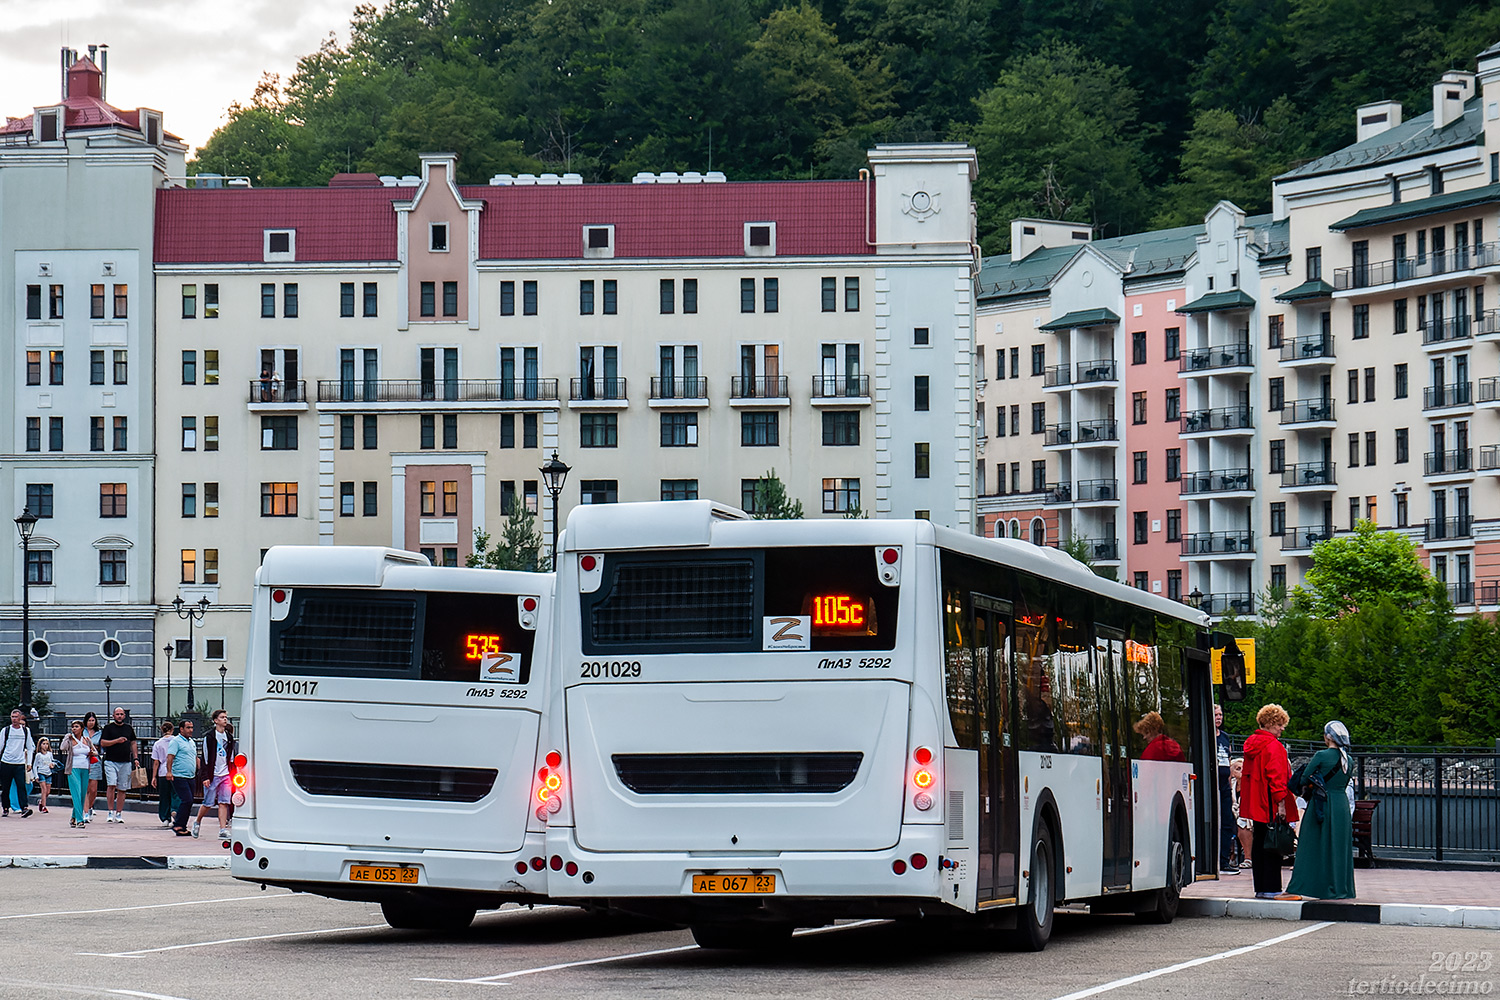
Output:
193,0,1500,253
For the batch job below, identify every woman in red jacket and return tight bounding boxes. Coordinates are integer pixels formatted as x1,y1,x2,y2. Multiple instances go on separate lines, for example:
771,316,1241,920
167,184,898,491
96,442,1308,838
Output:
1238,703,1300,899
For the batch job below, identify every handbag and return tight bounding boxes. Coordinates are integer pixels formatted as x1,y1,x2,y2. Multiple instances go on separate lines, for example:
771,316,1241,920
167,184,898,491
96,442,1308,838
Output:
1260,777,1297,855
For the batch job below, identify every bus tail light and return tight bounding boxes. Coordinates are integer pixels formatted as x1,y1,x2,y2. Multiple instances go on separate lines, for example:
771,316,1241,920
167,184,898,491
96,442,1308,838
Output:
231,754,249,807
534,752,565,821
910,747,937,811
876,547,901,586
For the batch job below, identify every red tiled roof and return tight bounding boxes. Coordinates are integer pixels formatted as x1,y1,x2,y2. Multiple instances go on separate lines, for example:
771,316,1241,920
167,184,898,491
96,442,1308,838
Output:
2,57,181,140
153,180,872,262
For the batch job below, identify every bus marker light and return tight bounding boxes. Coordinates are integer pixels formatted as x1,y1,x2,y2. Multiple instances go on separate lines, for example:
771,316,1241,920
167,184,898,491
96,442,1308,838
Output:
530,857,545,871
232,773,246,788
910,854,928,870
535,806,548,822
234,754,247,769
272,590,286,603
546,796,562,814
244,848,256,861
581,555,596,571
565,862,578,877
913,792,933,811
550,856,564,871
515,862,528,875
538,766,549,781
892,859,907,875
546,750,562,768
523,597,537,613
882,548,898,564
913,769,933,789
913,746,932,766
233,842,243,855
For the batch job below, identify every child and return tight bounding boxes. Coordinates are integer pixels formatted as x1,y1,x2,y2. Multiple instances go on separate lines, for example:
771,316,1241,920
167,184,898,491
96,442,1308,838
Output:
32,738,55,813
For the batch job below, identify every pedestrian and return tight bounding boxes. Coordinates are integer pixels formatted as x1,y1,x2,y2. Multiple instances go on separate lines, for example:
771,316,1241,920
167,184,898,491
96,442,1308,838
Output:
59,720,94,828
1134,710,1184,762
32,737,55,813
165,718,198,836
1214,704,1237,873
1230,757,1251,866
1239,703,1300,900
82,711,103,822
1,709,35,817
1286,721,1357,899
100,706,139,824
150,721,177,827
191,710,236,840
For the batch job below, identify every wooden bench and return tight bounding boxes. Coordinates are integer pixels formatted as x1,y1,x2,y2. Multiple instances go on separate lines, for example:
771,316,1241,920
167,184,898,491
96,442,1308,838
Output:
1353,799,1379,868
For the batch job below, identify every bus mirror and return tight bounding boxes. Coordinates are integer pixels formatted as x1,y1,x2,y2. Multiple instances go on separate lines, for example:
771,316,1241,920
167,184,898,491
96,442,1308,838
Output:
1220,644,1247,702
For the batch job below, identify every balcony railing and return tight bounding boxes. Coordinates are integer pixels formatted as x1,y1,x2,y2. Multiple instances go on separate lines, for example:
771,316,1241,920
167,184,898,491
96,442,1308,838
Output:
1044,423,1072,447
650,376,708,400
1281,461,1336,488
1475,309,1500,338
1478,377,1500,404
731,375,789,399
811,374,869,398
1447,581,1476,606
570,377,628,401
248,379,307,403
1421,315,1474,346
1075,359,1118,383
1280,398,1335,425
1181,406,1252,434
1281,525,1334,551
1200,593,1255,616
1425,516,1474,542
1074,478,1119,502
1180,342,1253,372
1075,419,1118,443
1087,538,1119,561
1181,531,1255,556
1331,243,1500,290
1043,364,1072,388
316,378,559,402
1280,335,1335,362
1179,468,1253,495
1480,444,1500,471
1424,449,1473,475
1423,382,1473,410
1043,482,1072,504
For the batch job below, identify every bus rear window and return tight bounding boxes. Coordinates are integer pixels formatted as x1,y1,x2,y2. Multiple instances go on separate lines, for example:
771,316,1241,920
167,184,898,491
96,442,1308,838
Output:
582,547,897,654
271,589,536,682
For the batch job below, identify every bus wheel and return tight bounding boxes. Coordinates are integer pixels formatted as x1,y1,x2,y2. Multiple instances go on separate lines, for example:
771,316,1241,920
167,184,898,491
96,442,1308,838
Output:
1137,820,1187,925
381,899,476,932
690,922,794,950
1014,819,1056,951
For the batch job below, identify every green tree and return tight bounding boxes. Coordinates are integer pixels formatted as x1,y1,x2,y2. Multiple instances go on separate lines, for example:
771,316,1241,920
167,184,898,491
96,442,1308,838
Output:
0,660,51,717
750,471,805,519
467,510,552,572
1151,98,1309,227
1300,520,1441,619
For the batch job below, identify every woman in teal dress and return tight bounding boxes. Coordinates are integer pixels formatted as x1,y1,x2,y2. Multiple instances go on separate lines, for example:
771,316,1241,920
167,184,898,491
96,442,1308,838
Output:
1286,720,1356,899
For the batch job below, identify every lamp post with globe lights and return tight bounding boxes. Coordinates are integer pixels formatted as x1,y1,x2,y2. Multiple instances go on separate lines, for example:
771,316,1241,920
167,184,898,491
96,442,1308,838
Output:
172,595,210,715
14,508,38,736
540,451,571,570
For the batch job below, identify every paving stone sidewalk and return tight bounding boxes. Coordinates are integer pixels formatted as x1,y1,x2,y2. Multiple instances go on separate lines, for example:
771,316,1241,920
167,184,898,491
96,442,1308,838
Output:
0,799,227,865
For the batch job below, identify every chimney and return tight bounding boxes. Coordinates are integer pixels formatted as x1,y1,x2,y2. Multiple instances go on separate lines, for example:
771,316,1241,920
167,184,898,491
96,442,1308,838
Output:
1433,70,1475,130
1010,218,1092,259
60,47,74,100
99,44,108,101
1357,100,1402,142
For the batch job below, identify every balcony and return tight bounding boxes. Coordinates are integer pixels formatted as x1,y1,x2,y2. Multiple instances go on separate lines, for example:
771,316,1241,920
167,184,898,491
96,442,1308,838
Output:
1280,525,1334,552
1479,444,1500,473
1279,398,1335,426
1074,419,1118,445
1425,516,1474,542
649,376,709,409
1044,423,1072,447
1331,243,1500,291
730,375,790,406
1075,359,1118,385
1280,461,1336,490
1422,382,1473,411
1180,342,1252,374
315,378,559,404
1473,309,1500,342
1043,364,1072,389
1181,406,1252,435
1043,482,1072,504
1087,538,1120,561
1421,315,1474,348
570,377,629,405
1200,593,1255,617
247,379,308,408
1448,581,1476,606
1424,449,1474,477
1073,479,1119,503
1179,468,1253,496
1279,335,1335,365
811,374,870,403
1478,377,1500,408
1181,531,1255,557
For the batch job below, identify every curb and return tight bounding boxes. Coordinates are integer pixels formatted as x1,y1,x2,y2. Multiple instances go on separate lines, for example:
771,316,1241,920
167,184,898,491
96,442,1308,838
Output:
0,856,230,870
1183,897,1500,929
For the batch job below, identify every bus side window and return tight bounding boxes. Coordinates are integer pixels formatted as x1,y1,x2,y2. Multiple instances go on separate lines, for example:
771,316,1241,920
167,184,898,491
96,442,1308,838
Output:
943,588,980,750
1015,572,1056,752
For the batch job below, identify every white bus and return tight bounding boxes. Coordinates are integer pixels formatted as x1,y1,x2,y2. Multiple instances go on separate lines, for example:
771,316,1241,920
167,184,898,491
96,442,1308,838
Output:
230,546,555,930
541,502,1217,949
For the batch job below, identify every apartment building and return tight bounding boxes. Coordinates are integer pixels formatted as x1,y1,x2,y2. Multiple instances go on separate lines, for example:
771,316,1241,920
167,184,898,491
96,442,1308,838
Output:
153,145,979,707
1,50,185,718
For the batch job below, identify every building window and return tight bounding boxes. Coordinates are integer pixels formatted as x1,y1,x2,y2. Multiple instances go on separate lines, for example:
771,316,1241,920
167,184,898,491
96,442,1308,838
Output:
443,480,459,516
1270,565,1286,593
1306,246,1322,281
915,442,931,479
25,285,41,320
430,222,448,252
364,282,378,317
341,283,355,317
915,375,930,412
1396,492,1409,527
91,284,105,319
91,350,105,385
261,283,276,318
580,280,595,315
203,284,218,319
682,279,697,314
203,549,219,585
741,278,756,313
1031,344,1045,375
1396,427,1409,463
113,416,127,451
580,480,618,505
844,277,860,311
741,411,779,446
48,417,63,451
48,284,63,319
1165,448,1181,482
764,278,779,313
419,281,435,317
419,481,437,517
821,277,836,312
1348,432,1360,469
47,349,63,385
1164,326,1180,360
182,350,197,385
915,327,930,346
1167,570,1182,601
98,550,124,586
603,279,617,314
1394,298,1408,334
420,414,435,449
660,279,675,314
23,547,52,585
339,482,356,516
1365,367,1376,401
1268,315,1284,349
1032,460,1047,492
1349,496,1360,531
822,411,859,446
661,479,698,501
442,281,458,317
1270,502,1286,536
181,549,197,584
203,350,218,385
1133,391,1147,424
1366,431,1377,466
25,351,40,386
261,482,298,517
204,416,218,451
204,483,219,518
521,280,537,315
1133,451,1148,483
1132,331,1147,364
442,414,458,449
660,411,698,447
500,281,515,316
363,482,378,516
340,415,355,450
1133,572,1148,590
1270,439,1285,473
1166,508,1181,541
100,483,127,517
26,484,54,518
823,478,860,514
580,412,618,448
182,483,197,518
261,416,298,450
1395,363,1408,398
1268,377,1284,411
1353,303,1369,339
1134,511,1148,544
1348,369,1359,404
1031,402,1045,434
90,417,105,452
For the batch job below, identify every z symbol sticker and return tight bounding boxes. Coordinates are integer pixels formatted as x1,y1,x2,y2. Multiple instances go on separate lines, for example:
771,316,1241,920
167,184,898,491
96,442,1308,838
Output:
763,616,811,651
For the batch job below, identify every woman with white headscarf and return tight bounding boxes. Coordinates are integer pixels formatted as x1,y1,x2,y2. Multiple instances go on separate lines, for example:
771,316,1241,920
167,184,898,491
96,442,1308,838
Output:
1286,721,1356,899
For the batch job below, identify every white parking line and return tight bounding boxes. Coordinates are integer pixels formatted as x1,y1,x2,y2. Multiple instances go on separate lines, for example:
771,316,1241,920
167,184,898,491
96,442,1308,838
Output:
0,893,289,921
79,923,388,957
110,991,199,1000
415,919,888,985
1045,921,1335,1000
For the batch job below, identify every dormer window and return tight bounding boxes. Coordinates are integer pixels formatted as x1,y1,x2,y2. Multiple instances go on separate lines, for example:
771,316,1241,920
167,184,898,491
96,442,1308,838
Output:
264,230,295,262
744,222,776,256
37,109,60,143
430,222,449,252
583,225,615,258
143,111,161,146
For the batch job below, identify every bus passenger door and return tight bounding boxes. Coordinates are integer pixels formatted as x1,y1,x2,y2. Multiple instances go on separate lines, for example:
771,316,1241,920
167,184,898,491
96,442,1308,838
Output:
973,595,1017,903
1097,631,1133,891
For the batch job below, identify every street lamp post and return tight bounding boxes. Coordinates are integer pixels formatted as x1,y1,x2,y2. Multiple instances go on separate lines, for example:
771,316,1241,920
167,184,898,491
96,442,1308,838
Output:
539,451,571,570
172,595,211,716
1188,587,1204,610
163,644,174,722
219,663,227,711
104,674,112,715
14,508,38,737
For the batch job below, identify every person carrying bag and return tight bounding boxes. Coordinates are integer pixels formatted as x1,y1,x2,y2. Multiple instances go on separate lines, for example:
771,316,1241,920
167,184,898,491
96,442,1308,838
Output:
1238,703,1300,900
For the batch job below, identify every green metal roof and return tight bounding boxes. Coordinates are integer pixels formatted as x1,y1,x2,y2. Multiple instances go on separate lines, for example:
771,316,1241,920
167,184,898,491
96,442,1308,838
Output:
1275,279,1335,302
1329,182,1500,232
1278,97,1482,182
1177,290,1255,314
1039,307,1120,331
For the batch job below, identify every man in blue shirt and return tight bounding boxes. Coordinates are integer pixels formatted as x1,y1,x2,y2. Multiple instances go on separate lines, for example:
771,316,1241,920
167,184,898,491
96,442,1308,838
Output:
164,718,199,836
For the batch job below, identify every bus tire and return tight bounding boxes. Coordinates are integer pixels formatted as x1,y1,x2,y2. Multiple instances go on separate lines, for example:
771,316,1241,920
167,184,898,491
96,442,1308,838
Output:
690,922,794,950
380,899,476,932
1014,818,1056,951
1137,819,1187,925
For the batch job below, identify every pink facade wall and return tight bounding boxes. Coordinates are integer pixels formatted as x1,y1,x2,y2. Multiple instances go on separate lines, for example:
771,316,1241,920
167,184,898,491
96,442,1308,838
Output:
404,464,474,562
407,161,468,324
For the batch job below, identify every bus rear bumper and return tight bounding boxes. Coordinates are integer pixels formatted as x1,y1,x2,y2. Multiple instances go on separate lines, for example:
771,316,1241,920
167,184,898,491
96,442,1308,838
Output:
227,825,549,904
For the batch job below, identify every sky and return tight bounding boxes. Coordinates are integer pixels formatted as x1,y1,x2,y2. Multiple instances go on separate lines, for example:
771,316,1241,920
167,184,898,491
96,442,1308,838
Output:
0,0,360,154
